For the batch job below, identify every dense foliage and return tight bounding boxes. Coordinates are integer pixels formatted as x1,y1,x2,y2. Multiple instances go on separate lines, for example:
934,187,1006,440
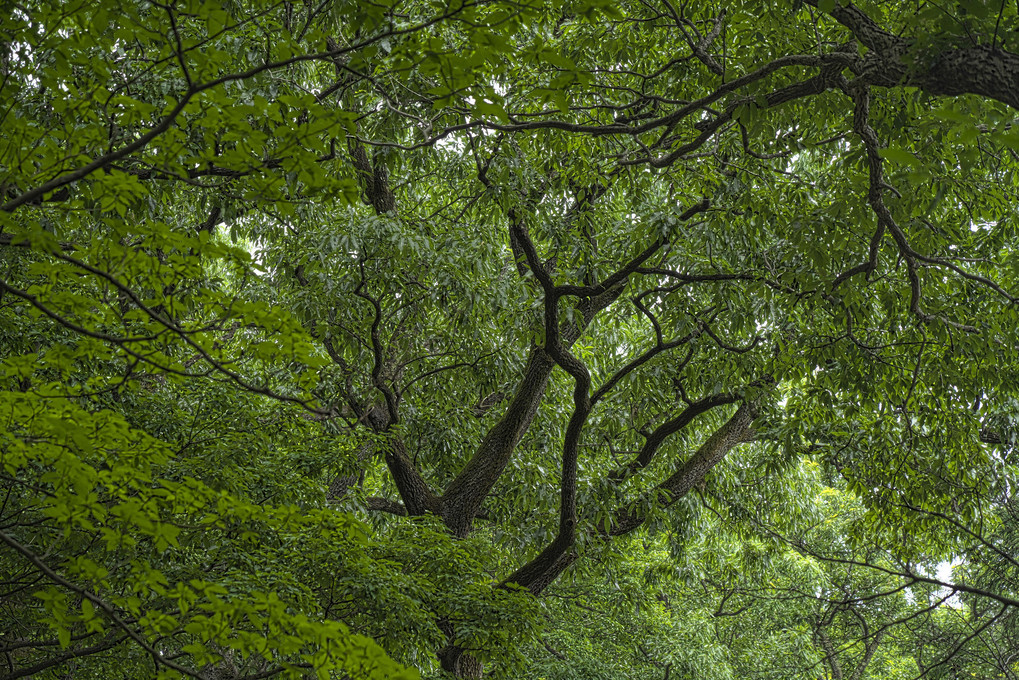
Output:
3,0,1019,677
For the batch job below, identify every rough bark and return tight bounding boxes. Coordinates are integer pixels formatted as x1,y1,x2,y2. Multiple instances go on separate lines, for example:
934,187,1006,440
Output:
439,345,557,535
438,650,483,680
439,286,623,535
817,0,1019,111
347,138,396,214
437,620,484,679
818,629,845,680
608,393,741,482
384,437,441,515
611,400,760,535
439,197,714,544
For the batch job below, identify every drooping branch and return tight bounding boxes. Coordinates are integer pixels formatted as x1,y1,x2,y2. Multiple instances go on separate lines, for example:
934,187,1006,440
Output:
789,541,1019,610
1,34,402,213
846,81,1001,332
0,233,76,251
0,275,330,413
0,530,208,680
1,634,130,680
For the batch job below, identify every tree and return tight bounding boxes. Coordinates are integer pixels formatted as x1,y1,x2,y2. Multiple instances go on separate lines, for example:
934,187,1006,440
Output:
4,0,1019,677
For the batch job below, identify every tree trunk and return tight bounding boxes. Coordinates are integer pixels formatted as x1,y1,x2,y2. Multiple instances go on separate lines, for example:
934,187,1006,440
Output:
437,621,483,679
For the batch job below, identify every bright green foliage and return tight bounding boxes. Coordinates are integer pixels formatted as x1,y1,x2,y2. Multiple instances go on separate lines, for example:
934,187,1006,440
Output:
529,457,930,680
0,386,418,678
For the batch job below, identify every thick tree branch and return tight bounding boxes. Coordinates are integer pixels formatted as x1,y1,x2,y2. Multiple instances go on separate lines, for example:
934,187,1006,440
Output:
439,187,633,536
608,393,741,482
811,0,1019,110
439,191,715,536
817,628,844,680
364,496,408,515
507,400,758,594
439,345,556,536
610,400,759,536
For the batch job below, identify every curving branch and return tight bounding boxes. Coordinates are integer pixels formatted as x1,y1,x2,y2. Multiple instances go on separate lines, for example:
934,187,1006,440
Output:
2,634,130,680
508,399,759,595
439,194,713,537
847,82,989,332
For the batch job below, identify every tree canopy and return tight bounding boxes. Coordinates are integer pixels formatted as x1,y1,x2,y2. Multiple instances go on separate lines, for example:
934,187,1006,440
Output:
3,0,1019,677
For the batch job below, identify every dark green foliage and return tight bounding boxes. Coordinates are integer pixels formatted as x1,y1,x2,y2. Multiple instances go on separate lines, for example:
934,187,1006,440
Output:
4,0,1019,678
